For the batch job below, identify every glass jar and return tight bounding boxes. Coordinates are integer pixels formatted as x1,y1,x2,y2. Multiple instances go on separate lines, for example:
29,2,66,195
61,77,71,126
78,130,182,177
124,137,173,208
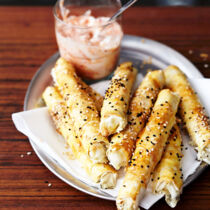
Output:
54,0,123,80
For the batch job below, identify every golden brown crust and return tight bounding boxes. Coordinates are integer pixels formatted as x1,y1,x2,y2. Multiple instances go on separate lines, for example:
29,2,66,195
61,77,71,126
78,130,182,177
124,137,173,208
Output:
164,65,210,164
152,124,183,208
54,58,103,111
107,70,165,169
42,86,117,188
51,58,109,163
100,62,137,136
116,89,180,210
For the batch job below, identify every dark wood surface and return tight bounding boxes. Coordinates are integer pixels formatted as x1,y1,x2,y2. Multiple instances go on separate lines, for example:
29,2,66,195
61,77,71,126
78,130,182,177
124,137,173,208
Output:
0,6,209,210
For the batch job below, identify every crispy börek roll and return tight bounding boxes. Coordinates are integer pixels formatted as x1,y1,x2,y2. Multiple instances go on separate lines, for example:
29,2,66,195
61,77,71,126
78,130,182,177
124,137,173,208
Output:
116,89,180,210
107,70,165,170
43,87,117,189
152,124,183,208
52,59,109,163
164,65,210,164
100,62,137,136
54,58,103,111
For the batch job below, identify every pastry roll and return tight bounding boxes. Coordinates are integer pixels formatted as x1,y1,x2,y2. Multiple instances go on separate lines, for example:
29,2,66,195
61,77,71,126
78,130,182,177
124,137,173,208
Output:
164,65,210,164
100,62,137,136
53,58,103,112
52,59,109,163
116,89,180,210
107,70,165,170
43,86,117,189
152,124,183,208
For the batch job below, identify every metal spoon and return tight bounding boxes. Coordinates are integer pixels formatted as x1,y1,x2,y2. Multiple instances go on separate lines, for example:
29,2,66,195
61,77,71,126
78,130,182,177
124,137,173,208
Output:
109,0,138,22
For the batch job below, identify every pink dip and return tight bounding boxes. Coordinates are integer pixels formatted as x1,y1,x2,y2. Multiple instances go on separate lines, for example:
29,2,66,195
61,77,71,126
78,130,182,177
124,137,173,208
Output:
55,10,123,79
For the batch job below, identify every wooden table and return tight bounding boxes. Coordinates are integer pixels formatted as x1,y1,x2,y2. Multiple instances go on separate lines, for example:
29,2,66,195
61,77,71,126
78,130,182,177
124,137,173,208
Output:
0,6,209,210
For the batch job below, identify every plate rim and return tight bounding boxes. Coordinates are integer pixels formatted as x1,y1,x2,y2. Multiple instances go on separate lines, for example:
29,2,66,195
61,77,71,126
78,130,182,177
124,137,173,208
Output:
23,34,208,202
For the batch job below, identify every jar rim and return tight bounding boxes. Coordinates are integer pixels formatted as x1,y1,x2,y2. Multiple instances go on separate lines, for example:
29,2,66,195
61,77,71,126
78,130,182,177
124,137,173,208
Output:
53,0,122,29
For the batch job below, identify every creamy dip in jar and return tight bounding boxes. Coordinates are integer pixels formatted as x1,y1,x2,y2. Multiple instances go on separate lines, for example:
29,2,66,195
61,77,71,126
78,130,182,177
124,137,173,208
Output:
55,6,123,79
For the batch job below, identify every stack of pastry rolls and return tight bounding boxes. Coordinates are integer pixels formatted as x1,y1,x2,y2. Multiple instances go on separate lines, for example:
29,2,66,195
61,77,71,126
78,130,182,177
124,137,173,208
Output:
51,58,109,163
116,89,180,210
107,70,165,169
42,56,210,210
43,86,117,189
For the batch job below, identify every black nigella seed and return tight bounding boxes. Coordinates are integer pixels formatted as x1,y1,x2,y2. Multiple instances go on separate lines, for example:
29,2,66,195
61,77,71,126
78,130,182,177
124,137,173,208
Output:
137,112,143,117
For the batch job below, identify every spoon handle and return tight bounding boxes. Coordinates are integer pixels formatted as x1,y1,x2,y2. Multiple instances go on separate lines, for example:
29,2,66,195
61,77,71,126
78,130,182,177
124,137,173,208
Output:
109,0,138,21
